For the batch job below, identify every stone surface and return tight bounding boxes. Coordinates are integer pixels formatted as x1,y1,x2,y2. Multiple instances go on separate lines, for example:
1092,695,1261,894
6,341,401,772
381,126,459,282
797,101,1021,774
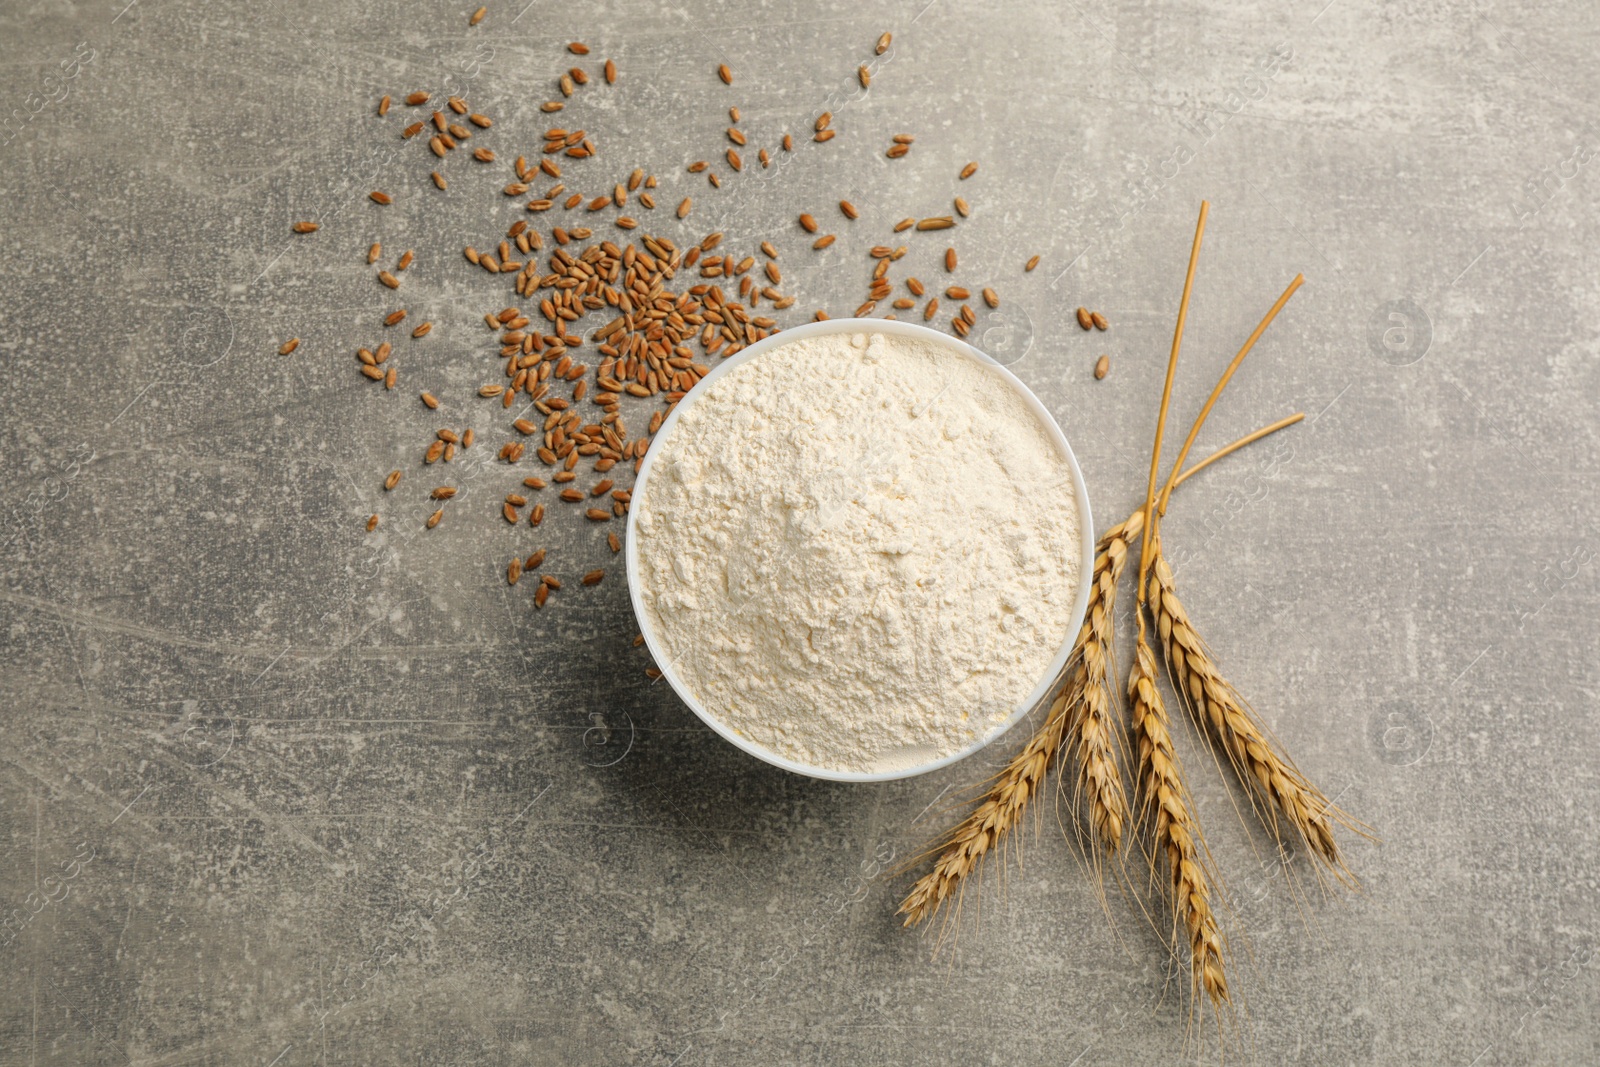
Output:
1,0,1597,1063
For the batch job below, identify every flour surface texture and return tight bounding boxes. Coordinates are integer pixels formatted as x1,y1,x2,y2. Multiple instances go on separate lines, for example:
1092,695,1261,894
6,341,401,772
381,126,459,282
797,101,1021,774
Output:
633,330,1081,774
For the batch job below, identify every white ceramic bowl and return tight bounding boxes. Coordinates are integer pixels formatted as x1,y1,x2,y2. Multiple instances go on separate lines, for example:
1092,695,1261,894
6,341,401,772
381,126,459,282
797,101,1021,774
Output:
624,318,1095,782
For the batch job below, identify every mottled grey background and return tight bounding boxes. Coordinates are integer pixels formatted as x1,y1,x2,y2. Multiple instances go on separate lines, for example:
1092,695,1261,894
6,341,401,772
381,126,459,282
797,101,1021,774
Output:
1,0,1596,1063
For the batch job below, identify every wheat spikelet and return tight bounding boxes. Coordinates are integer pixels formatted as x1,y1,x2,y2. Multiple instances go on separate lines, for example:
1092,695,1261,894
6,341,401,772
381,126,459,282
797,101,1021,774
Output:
1147,540,1361,881
1130,618,1228,1006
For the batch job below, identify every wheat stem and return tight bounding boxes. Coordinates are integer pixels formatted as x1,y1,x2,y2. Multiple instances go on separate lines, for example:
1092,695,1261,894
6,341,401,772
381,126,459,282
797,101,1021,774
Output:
1139,200,1209,596
1168,413,1303,492
1157,274,1304,518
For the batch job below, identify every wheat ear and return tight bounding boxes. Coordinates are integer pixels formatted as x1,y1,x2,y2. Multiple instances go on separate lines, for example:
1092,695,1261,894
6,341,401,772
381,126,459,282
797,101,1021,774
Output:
896,678,1076,929
1065,512,1138,855
1131,595,1228,1005
1147,539,1362,881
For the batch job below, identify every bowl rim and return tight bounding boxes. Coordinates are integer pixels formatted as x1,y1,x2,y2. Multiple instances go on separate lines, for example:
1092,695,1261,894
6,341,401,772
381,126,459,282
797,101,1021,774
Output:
623,318,1095,782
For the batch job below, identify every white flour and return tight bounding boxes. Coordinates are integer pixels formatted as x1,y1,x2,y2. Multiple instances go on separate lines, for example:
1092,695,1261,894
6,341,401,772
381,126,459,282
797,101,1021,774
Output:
633,329,1081,773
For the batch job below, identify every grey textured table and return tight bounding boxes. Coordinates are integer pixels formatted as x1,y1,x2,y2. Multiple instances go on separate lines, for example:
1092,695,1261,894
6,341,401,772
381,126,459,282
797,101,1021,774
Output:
2,0,1597,1063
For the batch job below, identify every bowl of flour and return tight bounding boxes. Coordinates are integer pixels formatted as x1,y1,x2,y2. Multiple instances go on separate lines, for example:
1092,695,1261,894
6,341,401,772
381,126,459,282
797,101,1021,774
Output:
626,319,1093,781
